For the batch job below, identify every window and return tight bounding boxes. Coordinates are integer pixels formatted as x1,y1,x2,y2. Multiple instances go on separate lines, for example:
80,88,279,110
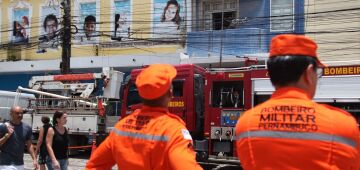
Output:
106,100,121,116
212,11,236,30
126,83,141,108
270,0,294,31
172,81,184,97
202,0,238,31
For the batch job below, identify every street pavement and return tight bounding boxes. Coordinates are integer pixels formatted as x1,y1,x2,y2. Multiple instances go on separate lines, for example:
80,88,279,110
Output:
24,154,240,170
24,153,117,170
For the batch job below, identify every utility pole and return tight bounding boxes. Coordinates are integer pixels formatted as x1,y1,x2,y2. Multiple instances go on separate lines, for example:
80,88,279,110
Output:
219,0,224,67
219,29,224,67
60,0,71,74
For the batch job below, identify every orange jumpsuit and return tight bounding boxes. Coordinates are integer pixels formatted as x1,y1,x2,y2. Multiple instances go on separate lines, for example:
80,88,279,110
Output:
86,106,203,170
236,87,360,169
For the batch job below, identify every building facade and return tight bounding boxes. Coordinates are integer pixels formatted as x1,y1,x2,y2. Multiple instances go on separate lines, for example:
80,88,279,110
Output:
0,0,358,90
186,0,305,66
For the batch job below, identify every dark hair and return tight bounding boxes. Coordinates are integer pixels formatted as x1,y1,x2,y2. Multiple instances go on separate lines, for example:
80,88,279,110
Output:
161,0,181,27
84,15,96,25
43,14,58,29
115,14,120,31
13,21,17,36
267,56,318,87
41,116,50,125
115,14,120,23
22,16,29,25
53,111,65,126
13,21,23,37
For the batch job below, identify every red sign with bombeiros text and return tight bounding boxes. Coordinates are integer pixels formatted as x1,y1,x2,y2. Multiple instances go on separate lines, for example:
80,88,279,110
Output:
323,65,360,76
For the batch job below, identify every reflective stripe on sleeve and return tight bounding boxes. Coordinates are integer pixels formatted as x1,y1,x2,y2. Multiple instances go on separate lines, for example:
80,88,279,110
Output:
112,129,169,142
237,130,357,149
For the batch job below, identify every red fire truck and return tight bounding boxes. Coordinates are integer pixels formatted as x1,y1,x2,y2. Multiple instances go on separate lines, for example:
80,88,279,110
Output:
120,64,360,168
203,66,263,160
120,64,263,167
121,64,207,138
196,64,360,161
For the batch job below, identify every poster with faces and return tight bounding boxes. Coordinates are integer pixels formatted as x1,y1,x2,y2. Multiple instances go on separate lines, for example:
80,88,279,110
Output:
113,0,131,40
39,6,60,50
153,0,184,39
77,2,98,44
12,9,30,44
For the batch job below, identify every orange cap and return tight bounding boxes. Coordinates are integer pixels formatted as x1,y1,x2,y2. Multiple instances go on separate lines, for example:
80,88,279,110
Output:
135,64,177,100
269,34,326,67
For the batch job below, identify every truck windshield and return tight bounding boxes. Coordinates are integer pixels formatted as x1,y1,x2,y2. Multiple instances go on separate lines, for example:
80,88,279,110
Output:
211,81,244,108
105,100,121,116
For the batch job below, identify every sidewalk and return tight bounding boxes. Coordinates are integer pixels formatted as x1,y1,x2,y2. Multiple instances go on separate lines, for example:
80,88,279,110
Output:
24,154,117,170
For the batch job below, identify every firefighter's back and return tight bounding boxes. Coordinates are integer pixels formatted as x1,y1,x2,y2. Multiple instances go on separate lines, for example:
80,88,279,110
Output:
236,87,360,169
86,64,202,170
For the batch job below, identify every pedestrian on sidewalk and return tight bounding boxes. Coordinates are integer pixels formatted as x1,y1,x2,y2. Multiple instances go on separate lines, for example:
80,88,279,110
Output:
0,106,38,170
46,111,69,170
35,116,51,170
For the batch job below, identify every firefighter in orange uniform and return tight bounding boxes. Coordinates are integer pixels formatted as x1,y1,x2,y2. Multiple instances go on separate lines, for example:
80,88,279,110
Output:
235,34,360,169
86,64,203,170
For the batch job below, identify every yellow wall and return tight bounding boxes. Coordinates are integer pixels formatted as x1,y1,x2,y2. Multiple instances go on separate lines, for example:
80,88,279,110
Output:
132,0,152,39
0,0,181,61
0,0,9,60
305,0,360,64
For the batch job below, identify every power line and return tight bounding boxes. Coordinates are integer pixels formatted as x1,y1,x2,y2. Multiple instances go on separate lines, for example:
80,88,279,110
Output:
0,3,358,56
1,4,359,31
1,5,360,32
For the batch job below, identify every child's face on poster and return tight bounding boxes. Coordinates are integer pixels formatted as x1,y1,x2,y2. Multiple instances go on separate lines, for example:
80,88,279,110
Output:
46,20,57,38
165,4,177,21
85,22,96,37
